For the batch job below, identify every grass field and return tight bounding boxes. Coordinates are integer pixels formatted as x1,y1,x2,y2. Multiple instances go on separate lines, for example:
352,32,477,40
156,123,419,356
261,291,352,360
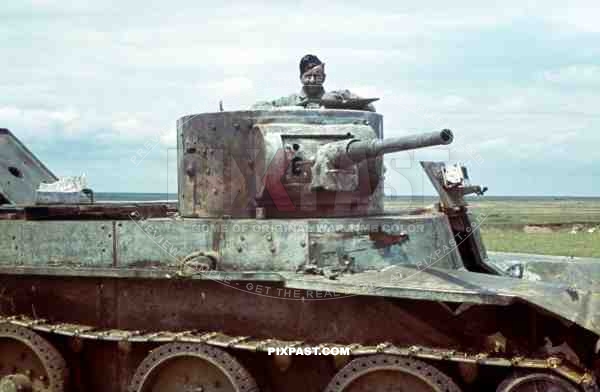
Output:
386,197,600,258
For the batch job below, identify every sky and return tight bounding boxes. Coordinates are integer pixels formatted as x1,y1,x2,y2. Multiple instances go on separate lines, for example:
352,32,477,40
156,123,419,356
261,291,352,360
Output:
1,0,599,196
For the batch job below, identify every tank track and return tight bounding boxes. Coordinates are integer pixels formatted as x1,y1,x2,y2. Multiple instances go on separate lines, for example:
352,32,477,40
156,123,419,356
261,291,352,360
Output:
1,314,597,391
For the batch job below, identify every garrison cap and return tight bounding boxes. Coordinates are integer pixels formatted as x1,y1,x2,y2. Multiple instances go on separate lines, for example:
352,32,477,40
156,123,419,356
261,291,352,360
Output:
299,54,323,76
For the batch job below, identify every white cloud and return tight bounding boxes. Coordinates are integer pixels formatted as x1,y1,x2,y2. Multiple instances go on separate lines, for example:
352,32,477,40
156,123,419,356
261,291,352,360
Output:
0,106,80,137
112,115,142,133
440,95,470,110
159,132,176,147
545,3,600,33
347,86,384,99
542,65,600,85
2,0,600,193
209,77,255,96
0,106,21,122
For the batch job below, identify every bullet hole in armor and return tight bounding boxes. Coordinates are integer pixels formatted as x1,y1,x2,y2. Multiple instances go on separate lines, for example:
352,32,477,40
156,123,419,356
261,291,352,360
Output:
8,166,22,178
186,148,196,154
292,143,300,151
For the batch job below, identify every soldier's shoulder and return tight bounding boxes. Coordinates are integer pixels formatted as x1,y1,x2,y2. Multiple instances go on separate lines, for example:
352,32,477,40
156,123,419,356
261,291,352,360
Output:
251,93,303,110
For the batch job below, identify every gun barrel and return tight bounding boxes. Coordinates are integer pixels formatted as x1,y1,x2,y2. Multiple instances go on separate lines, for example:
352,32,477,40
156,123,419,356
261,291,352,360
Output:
345,129,453,162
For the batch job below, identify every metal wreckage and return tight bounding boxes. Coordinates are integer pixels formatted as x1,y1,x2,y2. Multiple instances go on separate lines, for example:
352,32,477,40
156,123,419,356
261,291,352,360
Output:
1,99,600,392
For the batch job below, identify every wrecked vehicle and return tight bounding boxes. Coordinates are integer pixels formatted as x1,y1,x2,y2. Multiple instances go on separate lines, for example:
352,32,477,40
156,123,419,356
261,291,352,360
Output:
0,106,598,392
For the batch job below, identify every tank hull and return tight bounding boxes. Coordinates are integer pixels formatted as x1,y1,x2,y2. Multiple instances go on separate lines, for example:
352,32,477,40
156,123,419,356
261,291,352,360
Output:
2,119,598,391
0,212,598,391
1,273,596,392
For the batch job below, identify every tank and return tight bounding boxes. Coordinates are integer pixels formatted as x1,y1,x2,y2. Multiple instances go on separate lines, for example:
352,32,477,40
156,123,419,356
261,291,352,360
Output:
0,108,599,392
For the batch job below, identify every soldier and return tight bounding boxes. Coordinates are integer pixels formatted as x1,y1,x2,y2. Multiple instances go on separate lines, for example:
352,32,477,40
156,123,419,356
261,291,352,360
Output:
252,54,377,111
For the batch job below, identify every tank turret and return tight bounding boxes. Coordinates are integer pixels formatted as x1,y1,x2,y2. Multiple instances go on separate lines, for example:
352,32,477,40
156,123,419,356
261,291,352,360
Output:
178,110,452,218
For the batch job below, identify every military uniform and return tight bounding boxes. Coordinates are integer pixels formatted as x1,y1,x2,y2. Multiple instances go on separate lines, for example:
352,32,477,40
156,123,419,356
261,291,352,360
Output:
251,93,305,110
253,54,377,112
252,89,376,112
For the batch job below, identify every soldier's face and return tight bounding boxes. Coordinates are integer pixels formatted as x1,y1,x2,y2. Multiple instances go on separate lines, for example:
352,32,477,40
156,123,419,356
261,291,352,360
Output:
301,64,326,86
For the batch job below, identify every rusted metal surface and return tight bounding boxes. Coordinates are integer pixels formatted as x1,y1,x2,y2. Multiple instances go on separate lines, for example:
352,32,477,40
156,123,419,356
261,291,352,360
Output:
177,110,385,218
421,161,498,275
488,251,600,289
323,355,462,392
178,112,452,220
1,261,598,337
0,206,24,220
0,129,57,205
282,266,600,336
1,214,599,336
0,221,114,267
420,162,487,210
22,203,175,220
2,111,600,391
0,314,595,391
0,323,67,392
497,372,582,392
128,343,259,392
0,213,463,272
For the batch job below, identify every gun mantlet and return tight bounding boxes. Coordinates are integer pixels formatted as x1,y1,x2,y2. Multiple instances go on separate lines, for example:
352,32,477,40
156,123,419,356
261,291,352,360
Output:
311,129,454,192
